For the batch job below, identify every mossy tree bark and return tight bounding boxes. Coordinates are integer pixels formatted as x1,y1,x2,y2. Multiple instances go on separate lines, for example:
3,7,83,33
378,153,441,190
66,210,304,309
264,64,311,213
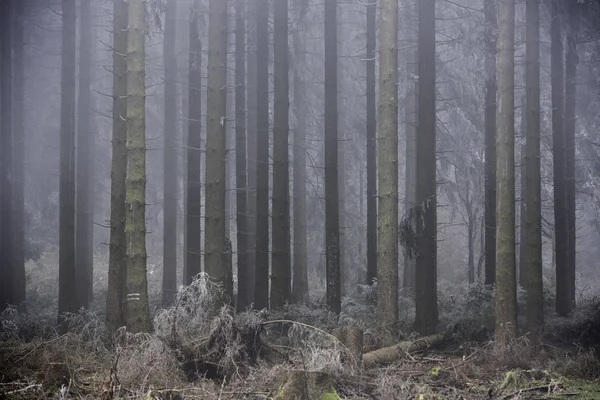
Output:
205,0,232,303
124,0,151,333
484,0,498,286
162,0,178,306
185,4,202,286
365,0,377,286
376,0,399,342
415,0,438,336
76,0,94,309
58,0,78,327
494,0,517,344
324,0,341,314
551,2,571,317
106,0,128,330
254,0,270,310
525,0,543,343
271,0,291,309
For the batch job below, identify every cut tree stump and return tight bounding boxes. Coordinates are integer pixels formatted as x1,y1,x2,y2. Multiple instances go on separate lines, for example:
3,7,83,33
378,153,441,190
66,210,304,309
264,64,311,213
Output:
362,333,445,369
333,325,363,366
278,370,339,399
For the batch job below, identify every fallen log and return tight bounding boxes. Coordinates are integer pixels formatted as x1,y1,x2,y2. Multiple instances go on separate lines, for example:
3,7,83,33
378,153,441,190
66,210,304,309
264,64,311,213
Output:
362,333,446,369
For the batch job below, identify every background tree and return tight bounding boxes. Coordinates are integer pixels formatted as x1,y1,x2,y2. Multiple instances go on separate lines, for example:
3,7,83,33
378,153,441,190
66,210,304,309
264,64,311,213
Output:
255,0,269,310
324,0,341,314
58,0,77,325
185,3,202,285
106,0,128,329
124,0,151,333
376,0,399,342
494,0,517,344
414,0,437,335
76,0,94,309
271,0,291,309
162,0,178,306
205,0,232,302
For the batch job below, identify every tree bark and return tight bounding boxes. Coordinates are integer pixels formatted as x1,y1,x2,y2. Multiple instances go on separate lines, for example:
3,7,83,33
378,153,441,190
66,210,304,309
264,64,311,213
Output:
254,0,269,310
365,0,377,286
414,0,438,336
551,3,571,317
185,4,202,286
377,0,399,342
271,0,291,309
525,0,543,343
76,0,94,309
205,0,232,304
124,0,151,333
484,0,497,286
235,0,250,311
58,0,78,327
363,333,445,369
494,0,517,344
325,0,341,314
106,0,128,329
162,0,178,306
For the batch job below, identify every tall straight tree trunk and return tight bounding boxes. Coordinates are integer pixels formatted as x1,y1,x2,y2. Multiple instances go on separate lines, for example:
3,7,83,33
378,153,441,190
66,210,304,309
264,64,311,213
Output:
271,0,291,309
565,9,577,305
246,0,257,306
403,0,417,292
365,0,377,286
551,3,570,317
236,1,251,310
76,0,94,309
494,0,517,345
324,0,341,314
484,0,497,286
525,0,543,342
58,0,77,326
519,133,527,288
124,0,151,333
12,0,26,306
292,0,309,304
254,0,269,310
205,0,232,303
162,0,178,306
414,0,438,336
376,0,399,342
185,5,202,285
107,0,128,329
0,0,13,310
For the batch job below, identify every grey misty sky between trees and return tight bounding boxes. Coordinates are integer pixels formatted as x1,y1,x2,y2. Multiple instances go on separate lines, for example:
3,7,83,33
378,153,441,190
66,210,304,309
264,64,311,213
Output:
1,0,600,344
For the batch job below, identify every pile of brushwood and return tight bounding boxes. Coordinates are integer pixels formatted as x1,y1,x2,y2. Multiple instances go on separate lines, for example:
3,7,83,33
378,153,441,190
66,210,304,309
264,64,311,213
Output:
2,277,600,399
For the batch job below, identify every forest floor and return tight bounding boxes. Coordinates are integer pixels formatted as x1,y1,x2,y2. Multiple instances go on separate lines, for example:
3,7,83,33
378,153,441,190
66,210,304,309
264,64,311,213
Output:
2,275,600,399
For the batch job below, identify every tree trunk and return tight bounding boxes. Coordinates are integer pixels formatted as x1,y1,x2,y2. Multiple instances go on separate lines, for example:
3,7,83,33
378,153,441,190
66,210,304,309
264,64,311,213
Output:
76,0,94,309
0,0,13,310
235,0,250,311
124,0,151,333
565,9,577,306
271,0,291,309
106,0,128,329
403,0,417,293
292,6,309,304
58,0,78,327
414,0,438,336
162,0,178,306
494,0,517,345
484,0,497,286
551,3,570,317
376,0,399,342
363,332,445,369
525,0,543,343
325,0,341,314
365,0,377,286
205,0,232,304
12,0,26,307
185,5,202,286
254,0,269,310
519,139,527,288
